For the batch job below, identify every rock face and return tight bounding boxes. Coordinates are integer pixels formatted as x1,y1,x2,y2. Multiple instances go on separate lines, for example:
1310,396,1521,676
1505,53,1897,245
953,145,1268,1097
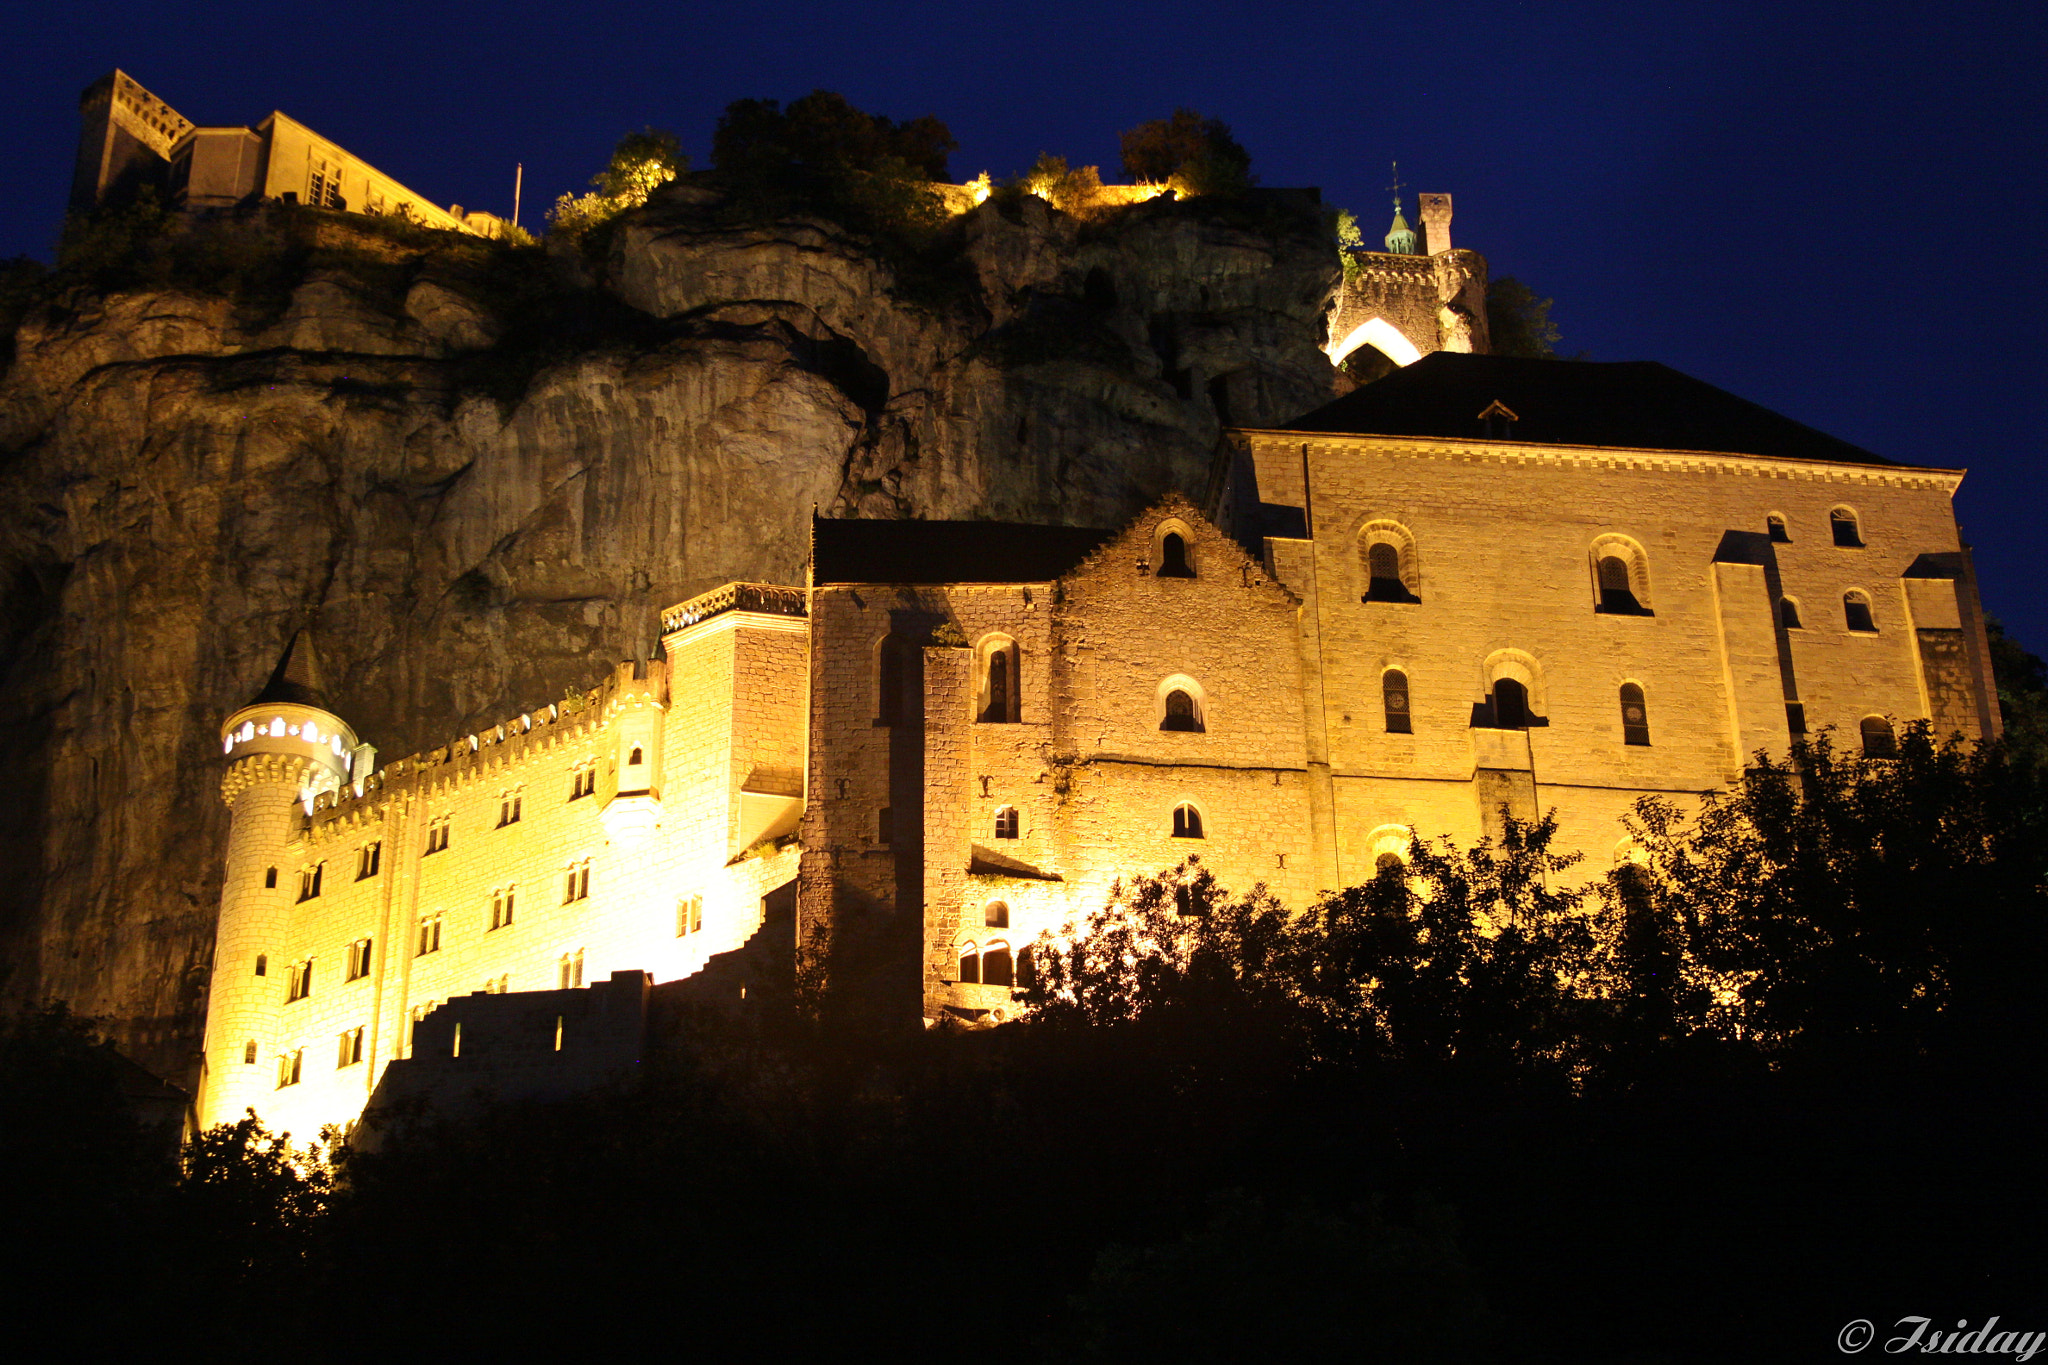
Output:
0,189,1341,1083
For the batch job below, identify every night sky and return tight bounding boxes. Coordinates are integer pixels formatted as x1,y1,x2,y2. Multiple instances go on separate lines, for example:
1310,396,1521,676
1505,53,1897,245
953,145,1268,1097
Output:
5,0,2043,649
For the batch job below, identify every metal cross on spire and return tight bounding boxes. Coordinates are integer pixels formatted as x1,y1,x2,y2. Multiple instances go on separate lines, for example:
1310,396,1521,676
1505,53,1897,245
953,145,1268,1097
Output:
1387,161,1407,212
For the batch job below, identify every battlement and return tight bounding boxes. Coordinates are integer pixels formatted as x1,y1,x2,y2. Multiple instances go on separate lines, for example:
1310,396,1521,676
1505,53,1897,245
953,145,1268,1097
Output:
661,582,807,635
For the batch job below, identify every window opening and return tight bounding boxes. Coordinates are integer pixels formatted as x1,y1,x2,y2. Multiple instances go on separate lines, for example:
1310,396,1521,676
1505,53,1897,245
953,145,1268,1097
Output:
1596,556,1645,614
564,861,591,903
677,895,702,936
985,901,1009,929
628,746,643,766
1492,678,1531,729
993,806,1019,840
346,939,372,981
499,792,522,827
254,954,267,977
982,941,1015,988
1172,802,1204,839
264,867,278,889
286,960,313,1003
243,1039,258,1065
1620,683,1651,746
357,842,381,879
1383,670,1412,734
1861,716,1898,758
337,1026,364,1068
878,806,892,845
1787,701,1808,735
1844,592,1877,633
1767,515,1791,543
277,1049,303,1088
958,942,980,984
416,915,442,956
1162,689,1204,733
1831,508,1864,548
297,863,324,901
1363,542,1416,602
1158,532,1195,578
1781,597,1803,629
491,886,516,930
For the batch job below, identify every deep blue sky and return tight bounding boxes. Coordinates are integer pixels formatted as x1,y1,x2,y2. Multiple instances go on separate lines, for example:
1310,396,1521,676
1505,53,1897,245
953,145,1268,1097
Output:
5,0,2044,651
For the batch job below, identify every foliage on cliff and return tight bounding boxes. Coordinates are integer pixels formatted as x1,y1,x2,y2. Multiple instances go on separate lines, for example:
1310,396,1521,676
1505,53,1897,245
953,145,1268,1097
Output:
1486,275,1565,358
1119,107,1255,197
546,127,686,247
708,90,956,243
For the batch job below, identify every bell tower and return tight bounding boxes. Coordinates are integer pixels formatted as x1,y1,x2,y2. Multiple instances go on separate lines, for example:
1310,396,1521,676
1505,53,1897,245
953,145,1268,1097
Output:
198,631,364,1130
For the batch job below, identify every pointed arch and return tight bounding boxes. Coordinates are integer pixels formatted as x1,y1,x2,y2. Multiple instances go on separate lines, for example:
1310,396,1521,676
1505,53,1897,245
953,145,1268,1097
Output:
1327,316,1423,369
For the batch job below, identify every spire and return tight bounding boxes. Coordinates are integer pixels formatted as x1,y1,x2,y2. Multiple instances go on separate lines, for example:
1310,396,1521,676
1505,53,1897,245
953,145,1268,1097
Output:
1384,161,1418,255
249,629,330,709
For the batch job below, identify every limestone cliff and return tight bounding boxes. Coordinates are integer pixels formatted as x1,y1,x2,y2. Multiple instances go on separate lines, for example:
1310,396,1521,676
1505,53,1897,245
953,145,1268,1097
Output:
0,186,1341,1082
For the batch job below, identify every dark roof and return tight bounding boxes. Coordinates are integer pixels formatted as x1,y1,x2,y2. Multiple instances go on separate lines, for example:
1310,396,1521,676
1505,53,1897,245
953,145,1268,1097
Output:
249,629,330,709
813,516,1116,586
1272,353,1897,466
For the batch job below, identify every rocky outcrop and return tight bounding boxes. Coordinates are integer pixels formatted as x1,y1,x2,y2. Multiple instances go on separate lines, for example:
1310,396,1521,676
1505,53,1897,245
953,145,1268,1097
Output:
0,188,1341,1082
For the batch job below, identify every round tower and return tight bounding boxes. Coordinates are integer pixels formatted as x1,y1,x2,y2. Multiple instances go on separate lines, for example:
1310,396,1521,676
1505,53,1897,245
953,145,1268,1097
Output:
198,631,359,1131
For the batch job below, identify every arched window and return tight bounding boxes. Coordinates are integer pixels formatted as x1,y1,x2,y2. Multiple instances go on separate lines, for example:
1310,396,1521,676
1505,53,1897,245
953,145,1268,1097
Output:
982,941,1015,987
1162,689,1204,733
1172,802,1204,839
243,1040,258,1065
1017,945,1037,989
264,867,278,889
1619,683,1650,746
984,900,1009,929
254,954,267,977
1861,715,1898,758
993,807,1019,840
1375,851,1405,879
1844,591,1877,633
1780,596,1803,629
1767,514,1791,543
958,941,980,984
1596,555,1645,613
1831,507,1864,548
1358,523,1420,603
1382,669,1413,734
1364,543,1411,602
628,746,643,766
1158,531,1195,578
1492,678,1531,730
978,638,1020,723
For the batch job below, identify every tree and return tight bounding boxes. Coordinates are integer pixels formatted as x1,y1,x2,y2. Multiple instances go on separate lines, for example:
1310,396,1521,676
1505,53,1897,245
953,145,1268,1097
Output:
711,90,956,181
547,127,686,246
1485,276,1563,358
1118,109,1254,196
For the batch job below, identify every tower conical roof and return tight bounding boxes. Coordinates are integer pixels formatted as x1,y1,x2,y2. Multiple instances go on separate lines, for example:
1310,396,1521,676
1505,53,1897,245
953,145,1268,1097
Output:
248,629,330,710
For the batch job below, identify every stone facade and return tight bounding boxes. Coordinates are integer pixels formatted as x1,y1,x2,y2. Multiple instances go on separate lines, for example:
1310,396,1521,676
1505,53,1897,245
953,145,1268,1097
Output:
197,359,1999,1135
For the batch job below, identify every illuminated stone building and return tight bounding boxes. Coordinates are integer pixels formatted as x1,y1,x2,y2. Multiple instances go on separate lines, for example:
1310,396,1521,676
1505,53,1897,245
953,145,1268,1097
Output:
73,69,507,234
196,351,1998,1137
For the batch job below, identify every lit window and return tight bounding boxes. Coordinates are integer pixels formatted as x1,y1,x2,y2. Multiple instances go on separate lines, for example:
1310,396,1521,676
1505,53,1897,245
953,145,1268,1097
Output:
345,938,373,981
276,1049,303,1088
337,1026,364,1068
677,895,702,937
563,860,591,904
558,950,585,989
1383,670,1412,734
1162,689,1204,733
1620,683,1651,746
1172,803,1204,839
993,807,1019,840
285,959,313,1003
490,886,516,931
498,791,523,827
424,817,450,855
1844,592,1878,633
569,766,597,800
416,915,442,956
243,1039,257,1065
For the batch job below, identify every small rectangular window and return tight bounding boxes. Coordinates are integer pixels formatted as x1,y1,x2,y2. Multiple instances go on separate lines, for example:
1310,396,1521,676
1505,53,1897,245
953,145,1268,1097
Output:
297,863,324,902
424,818,450,855
336,1026,364,1067
345,939,373,981
286,959,313,1002
1787,702,1808,735
499,792,523,827
357,842,382,879
677,895,702,936
277,1049,303,1088
416,916,442,956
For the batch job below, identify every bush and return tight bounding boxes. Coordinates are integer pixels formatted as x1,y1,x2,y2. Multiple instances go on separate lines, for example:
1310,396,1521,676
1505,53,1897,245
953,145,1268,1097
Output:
1119,108,1254,196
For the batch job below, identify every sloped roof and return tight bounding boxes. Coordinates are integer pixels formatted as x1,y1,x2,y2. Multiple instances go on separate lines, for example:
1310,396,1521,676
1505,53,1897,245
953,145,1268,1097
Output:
249,629,329,708
1271,353,1896,466
812,516,1116,586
